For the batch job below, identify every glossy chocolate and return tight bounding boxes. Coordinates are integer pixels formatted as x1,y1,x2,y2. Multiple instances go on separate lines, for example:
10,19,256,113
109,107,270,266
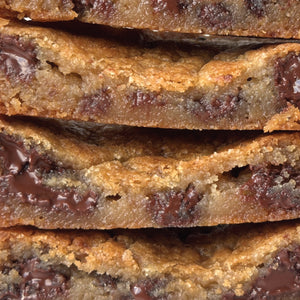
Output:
241,163,300,211
224,246,300,299
21,258,69,299
151,0,180,14
147,184,202,226
0,133,98,213
77,89,111,116
0,34,38,83
275,52,300,108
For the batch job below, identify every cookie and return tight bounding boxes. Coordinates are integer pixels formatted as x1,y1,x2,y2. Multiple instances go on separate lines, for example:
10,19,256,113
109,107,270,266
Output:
1,221,300,299
1,19,300,131
0,0,300,39
1,115,300,229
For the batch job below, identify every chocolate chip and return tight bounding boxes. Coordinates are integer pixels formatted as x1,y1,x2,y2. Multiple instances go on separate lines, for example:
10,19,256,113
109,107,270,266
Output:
151,0,180,14
0,35,38,84
74,0,115,18
189,91,241,121
224,246,300,299
77,89,111,116
130,278,167,300
198,3,232,29
21,258,69,299
275,52,300,109
93,273,117,289
128,91,165,107
147,184,202,226
244,0,268,17
241,164,300,211
0,133,99,213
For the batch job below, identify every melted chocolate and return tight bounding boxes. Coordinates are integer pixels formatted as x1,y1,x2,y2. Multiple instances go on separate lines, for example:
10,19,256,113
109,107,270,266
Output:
130,278,167,300
198,3,232,29
21,258,69,299
224,246,300,299
244,0,268,17
128,91,165,107
275,52,300,109
74,0,115,17
241,163,300,211
151,0,180,14
190,91,241,121
147,184,202,226
93,273,117,289
77,89,111,116
0,35,38,83
0,133,98,213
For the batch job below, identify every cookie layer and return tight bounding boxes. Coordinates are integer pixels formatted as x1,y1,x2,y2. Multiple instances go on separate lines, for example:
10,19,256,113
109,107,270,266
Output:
1,221,300,299
1,116,300,229
0,0,300,38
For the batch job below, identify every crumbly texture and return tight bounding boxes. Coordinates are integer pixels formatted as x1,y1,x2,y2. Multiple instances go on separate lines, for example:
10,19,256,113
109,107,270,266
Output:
1,116,300,229
1,19,300,131
0,0,300,39
2,221,300,299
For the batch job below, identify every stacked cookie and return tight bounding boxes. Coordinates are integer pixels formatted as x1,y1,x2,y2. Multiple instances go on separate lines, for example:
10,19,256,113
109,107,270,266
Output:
0,1,300,299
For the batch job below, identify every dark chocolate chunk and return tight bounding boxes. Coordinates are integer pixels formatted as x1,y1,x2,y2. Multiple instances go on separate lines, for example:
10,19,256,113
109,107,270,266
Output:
0,34,38,84
189,91,241,121
21,258,69,299
147,184,202,226
130,278,167,300
244,0,268,17
275,52,300,109
93,273,117,289
0,133,98,213
151,0,180,14
198,3,232,29
241,163,300,211
77,89,111,116
74,0,115,18
128,91,165,107
224,246,300,299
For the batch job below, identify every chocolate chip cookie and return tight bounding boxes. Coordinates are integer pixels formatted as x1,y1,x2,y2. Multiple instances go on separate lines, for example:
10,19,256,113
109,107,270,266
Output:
0,0,300,38
1,221,300,298
1,115,300,229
